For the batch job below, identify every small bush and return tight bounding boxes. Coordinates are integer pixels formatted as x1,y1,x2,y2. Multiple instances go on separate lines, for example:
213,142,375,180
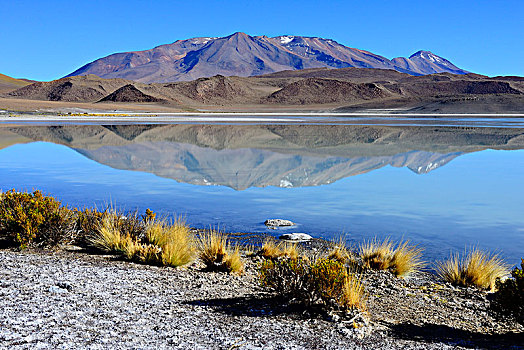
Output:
0,189,75,248
259,257,366,312
437,248,509,290
492,259,524,324
198,230,244,274
359,238,424,277
75,207,105,245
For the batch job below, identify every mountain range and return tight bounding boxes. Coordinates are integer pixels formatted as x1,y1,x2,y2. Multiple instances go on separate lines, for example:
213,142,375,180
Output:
66,32,469,83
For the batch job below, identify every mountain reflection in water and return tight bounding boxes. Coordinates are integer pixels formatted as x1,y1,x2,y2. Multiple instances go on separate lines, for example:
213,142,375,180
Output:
1,124,523,189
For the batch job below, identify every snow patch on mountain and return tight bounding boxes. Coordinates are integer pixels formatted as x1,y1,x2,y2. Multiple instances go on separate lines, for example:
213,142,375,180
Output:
280,36,294,45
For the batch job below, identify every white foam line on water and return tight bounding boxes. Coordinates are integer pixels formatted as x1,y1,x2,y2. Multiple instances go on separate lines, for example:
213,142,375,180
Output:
0,116,305,123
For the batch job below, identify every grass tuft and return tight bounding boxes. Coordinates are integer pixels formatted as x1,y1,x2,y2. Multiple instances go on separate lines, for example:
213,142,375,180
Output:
89,214,133,254
224,246,244,275
198,230,244,274
390,240,425,277
437,248,509,290
144,219,194,267
359,238,424,277
89,213,194,268
340,274,367,312
259,239,300,260
360,237,394,271
327,237,351,263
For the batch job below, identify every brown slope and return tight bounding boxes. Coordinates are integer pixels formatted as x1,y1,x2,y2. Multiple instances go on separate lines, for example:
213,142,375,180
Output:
266,78,391,104
161,75,262,104
0,73,32,93
257,67,410,83
9,75,132,102
385,80,522,97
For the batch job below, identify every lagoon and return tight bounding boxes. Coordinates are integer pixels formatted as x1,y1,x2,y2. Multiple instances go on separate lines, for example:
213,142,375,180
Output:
0,122,523,265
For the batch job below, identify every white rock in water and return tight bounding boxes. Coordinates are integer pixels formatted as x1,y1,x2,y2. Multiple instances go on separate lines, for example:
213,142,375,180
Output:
279,233,313,241
265,219,295,227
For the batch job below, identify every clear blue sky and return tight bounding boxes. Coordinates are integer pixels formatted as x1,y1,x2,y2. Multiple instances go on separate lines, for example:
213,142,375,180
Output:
1,0,523,81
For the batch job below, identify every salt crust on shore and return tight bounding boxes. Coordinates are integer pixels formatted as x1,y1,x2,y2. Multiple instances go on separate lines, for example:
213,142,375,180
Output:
0,250,522,349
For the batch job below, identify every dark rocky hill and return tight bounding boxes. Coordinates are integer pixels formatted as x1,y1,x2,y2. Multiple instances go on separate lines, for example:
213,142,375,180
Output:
8,67,523,113
99,84,163,103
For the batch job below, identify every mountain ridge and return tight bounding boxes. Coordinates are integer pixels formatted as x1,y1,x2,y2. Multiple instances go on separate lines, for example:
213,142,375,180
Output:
66,32,469,83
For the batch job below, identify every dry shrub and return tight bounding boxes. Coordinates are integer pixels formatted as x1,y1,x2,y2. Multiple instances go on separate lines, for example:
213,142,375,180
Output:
492,258,524,324
0,189,76,248
198,230,244,274
437,248,509,290
360,238,424,277
259,257,366,312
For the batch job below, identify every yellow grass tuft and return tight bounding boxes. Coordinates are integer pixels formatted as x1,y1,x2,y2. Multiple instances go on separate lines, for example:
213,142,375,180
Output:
198,230,244,274
90,214,194,267
224,246,244,275
198,230,228,266
437,248,509,290
89,215,133,254
360,237,394,270
390,240,425,277
259,239,300,260
340,273,367,312
359,238,424,277
144,219,194,267
259,239,282,259
327,237,351,262
281,242,300,260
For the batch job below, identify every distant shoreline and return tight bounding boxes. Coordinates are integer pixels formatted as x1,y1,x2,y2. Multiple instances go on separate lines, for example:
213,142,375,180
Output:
2,112,524,127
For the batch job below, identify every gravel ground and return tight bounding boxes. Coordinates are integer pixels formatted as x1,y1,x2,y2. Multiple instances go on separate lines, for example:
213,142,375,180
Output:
0,249,522,350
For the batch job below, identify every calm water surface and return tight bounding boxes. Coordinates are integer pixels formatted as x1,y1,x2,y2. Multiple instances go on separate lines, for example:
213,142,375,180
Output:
0,123,523,265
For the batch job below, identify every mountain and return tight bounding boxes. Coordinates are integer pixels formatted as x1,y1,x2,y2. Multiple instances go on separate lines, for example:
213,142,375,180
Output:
66,32,469,83
0,73,32,93
392,51,469,75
